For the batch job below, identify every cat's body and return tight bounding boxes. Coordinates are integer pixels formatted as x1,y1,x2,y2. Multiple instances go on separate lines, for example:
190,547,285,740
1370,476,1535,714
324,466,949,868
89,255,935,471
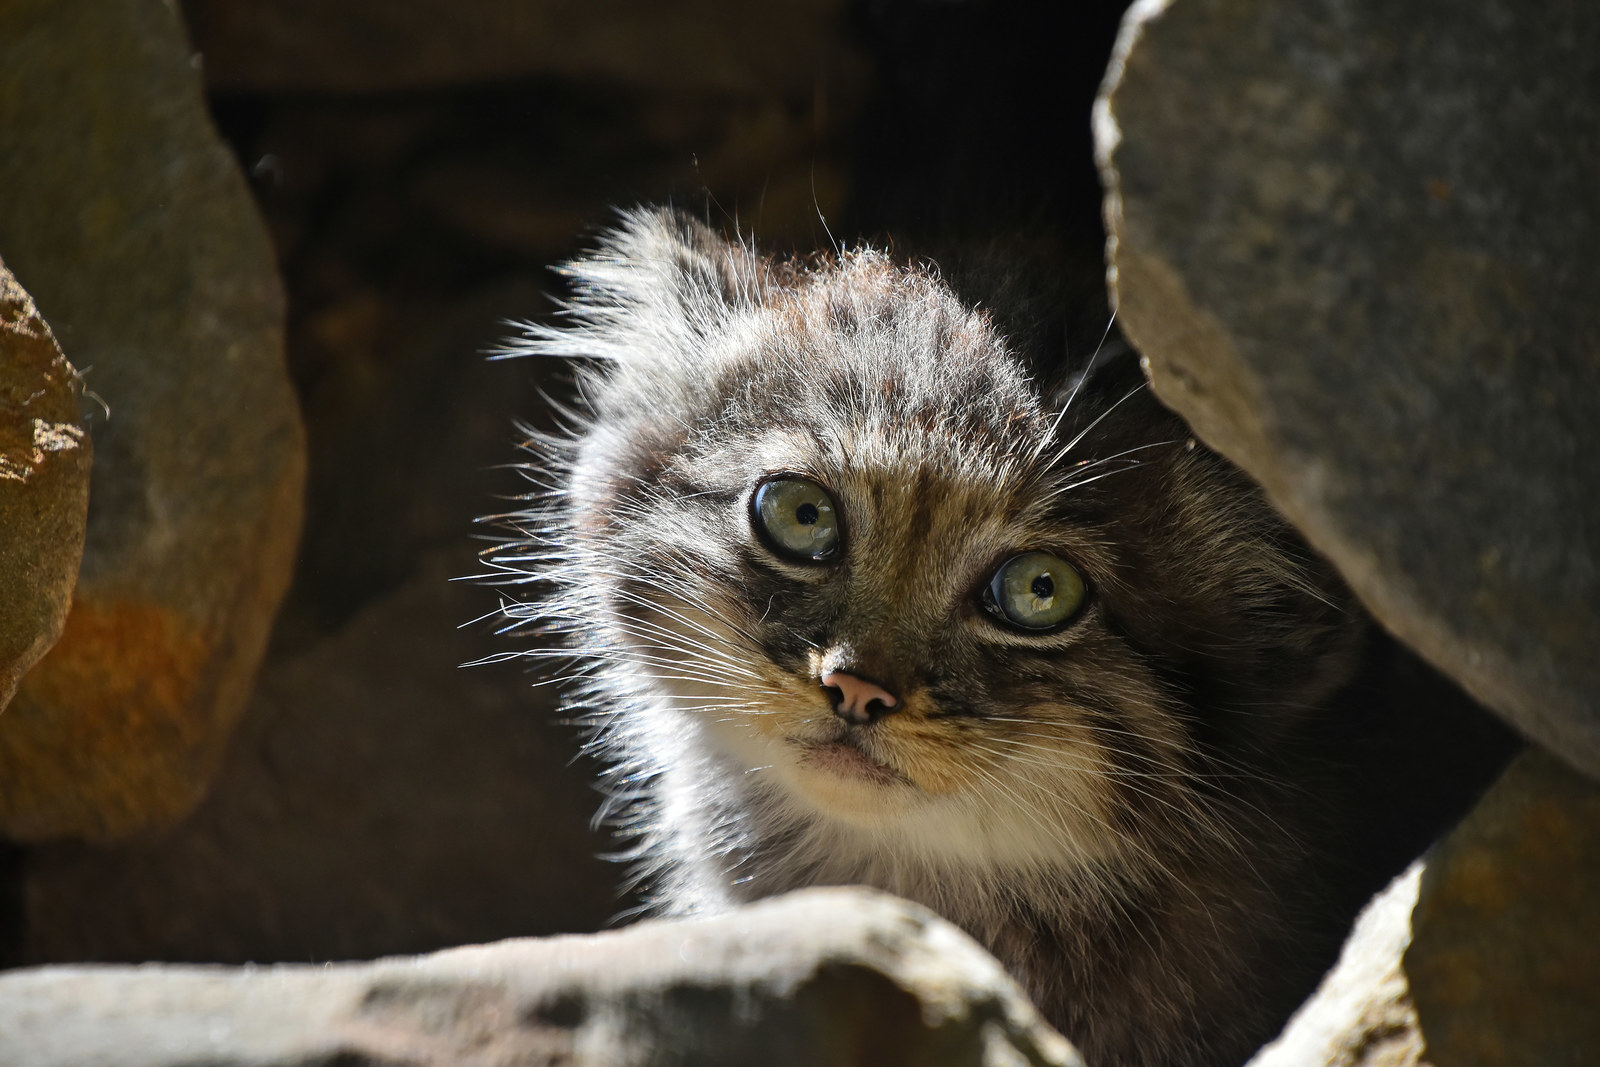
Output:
489,208,1478,1066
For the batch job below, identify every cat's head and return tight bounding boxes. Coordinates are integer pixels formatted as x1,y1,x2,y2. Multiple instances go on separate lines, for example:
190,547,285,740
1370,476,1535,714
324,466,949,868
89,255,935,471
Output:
504,208,1363,877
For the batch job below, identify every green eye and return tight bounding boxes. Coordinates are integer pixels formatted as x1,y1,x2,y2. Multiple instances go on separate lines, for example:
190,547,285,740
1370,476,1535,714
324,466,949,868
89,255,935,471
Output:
986,551,1086,630
753,477,842,561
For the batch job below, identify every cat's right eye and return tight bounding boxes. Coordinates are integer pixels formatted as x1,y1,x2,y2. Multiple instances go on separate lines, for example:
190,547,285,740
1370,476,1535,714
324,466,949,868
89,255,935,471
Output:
984,551,1087,631
752,477,842,562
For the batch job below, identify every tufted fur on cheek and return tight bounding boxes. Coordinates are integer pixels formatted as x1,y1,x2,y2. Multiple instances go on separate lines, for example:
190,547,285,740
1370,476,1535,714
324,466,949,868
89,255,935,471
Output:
483,207,1388,1067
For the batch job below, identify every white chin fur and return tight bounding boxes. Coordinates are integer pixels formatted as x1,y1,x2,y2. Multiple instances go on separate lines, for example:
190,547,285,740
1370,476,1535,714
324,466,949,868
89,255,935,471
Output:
686,696,1119,877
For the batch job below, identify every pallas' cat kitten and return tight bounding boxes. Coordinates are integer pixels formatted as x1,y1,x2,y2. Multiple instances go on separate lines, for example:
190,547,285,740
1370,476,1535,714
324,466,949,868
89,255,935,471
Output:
491,207,1388,1066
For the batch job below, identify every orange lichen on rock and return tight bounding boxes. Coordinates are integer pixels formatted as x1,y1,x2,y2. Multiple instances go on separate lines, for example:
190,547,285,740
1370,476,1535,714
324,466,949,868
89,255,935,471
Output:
0,599,221,840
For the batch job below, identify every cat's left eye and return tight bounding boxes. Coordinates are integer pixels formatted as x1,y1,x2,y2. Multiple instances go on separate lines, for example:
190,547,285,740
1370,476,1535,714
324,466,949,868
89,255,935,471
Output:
752,477,842,562
984,551,1087,631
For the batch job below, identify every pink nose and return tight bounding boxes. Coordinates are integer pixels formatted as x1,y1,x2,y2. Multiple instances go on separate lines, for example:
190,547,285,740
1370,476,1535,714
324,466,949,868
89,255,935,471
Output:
821,671,899,725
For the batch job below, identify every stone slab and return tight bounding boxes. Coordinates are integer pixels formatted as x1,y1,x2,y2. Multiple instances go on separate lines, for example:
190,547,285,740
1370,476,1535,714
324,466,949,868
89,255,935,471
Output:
1098,0,1600,776
0,888,1080,1067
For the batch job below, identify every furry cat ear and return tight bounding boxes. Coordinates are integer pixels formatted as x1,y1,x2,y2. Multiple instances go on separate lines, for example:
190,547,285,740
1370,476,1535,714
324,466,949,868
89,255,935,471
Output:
509,207,767,364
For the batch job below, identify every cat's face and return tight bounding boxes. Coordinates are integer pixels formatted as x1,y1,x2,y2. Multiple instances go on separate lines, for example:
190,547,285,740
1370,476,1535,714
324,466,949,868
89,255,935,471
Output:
522,209,1360,876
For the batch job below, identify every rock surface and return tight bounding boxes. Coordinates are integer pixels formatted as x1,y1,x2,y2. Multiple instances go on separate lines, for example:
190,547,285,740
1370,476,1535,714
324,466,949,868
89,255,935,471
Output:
1097,0,1600,775
0,888,1081,1067
1406,748,1600,1066
20,551,618,964
0,0,306,839
0,261,91,714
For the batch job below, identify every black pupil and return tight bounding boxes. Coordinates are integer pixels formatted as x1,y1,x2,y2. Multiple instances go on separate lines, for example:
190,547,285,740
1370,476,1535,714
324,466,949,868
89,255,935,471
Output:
1031,573,1055,599
795,502,820,526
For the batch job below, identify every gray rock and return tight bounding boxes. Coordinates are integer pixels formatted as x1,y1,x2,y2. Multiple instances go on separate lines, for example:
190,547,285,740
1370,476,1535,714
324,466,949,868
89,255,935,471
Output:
1097,0,1600,775
0,0,306,838
0,887,1081,1067
0,260,90,714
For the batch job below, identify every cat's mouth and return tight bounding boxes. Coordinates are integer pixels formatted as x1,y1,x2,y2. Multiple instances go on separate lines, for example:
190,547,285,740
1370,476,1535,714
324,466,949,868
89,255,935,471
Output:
794,737,907,787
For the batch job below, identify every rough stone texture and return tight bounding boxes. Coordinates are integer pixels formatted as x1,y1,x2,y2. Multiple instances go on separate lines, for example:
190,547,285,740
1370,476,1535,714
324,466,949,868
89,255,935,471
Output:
180,0,861,99
19,551,618,965
0,260,91,714
0,0,306,838
1406,749,1600,1066
0,888,1081,1067
1248,864,1429,1067
1097,0,1600,775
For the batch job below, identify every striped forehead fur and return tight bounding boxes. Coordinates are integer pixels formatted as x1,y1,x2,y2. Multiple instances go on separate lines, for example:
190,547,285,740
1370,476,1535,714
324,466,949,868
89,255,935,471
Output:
522,209,1045,481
